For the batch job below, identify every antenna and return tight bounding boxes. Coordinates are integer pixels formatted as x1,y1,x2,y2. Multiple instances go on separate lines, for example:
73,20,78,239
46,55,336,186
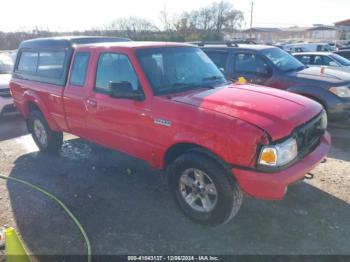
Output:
250,1,254,39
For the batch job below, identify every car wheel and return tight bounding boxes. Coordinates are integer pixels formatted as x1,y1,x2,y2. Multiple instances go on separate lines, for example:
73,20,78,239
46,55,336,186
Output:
28,110,63,154
168,152,243,226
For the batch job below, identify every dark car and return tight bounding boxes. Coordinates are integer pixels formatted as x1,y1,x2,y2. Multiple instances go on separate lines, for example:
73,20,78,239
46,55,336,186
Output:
199,42,350,124
335,49,350,60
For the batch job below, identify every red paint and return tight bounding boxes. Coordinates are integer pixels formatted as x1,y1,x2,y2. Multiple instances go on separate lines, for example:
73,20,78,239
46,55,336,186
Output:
234,132,331,200
10,42,331,200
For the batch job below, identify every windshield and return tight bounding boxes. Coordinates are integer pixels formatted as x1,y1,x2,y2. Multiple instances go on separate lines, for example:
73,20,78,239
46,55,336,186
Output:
261,47,305,72
331,53,350,66
0,52,15,74
136,47,227,95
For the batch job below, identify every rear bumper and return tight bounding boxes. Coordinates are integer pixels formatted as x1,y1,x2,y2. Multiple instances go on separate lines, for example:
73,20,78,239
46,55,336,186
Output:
233,132,331,200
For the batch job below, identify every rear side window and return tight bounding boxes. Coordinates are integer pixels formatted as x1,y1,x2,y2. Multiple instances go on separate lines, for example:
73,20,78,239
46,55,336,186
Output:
95,53,139,94
205,51,228,70
15,50,67,85
70,52,90,87
17,52,38,73
37,51,66,79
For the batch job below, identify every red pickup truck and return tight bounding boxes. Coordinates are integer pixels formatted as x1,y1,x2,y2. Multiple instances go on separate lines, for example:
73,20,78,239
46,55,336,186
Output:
10,37,331,225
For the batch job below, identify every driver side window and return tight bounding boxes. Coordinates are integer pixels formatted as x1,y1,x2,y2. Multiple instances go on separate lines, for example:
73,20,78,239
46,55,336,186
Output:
234,53,269,75
95,53,139,94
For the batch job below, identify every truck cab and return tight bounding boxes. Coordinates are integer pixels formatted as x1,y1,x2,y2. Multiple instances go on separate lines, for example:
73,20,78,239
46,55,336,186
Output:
10,37,331,225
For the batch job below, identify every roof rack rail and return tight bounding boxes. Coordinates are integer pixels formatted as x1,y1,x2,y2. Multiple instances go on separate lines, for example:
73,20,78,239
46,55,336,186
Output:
191,41,239,47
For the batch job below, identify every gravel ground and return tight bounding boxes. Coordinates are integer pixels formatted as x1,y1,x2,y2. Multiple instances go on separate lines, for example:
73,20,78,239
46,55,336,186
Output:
0,115,349,259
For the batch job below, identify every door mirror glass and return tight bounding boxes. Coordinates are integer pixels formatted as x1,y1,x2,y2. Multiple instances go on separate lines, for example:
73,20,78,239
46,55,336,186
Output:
109,81,145,101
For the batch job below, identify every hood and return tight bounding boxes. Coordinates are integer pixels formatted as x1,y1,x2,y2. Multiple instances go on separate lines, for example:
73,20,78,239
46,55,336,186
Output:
0,74,11,89
290,66,350,85
171,84,322,140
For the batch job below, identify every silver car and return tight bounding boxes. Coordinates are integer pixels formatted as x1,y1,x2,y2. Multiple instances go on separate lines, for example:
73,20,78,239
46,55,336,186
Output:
293,52,350,72
0,51,16,116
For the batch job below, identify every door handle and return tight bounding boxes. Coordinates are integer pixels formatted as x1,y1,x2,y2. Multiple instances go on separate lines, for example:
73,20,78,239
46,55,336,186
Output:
86,99,97,108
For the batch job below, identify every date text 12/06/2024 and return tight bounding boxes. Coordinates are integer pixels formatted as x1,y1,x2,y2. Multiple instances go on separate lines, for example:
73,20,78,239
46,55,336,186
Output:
127,256,220,261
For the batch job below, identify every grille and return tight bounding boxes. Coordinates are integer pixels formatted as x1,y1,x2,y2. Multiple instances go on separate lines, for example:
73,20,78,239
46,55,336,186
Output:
295,113,325,159
0,89,11,98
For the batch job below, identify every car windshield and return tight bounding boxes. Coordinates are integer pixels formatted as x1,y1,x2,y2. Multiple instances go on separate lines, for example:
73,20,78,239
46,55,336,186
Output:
136,47,227,95
0,52,15,74
331,53,350,66
261,47,306,72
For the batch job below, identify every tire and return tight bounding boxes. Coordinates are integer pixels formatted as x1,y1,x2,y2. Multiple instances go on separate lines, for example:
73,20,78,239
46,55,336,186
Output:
28,110,63,154
168,152,243,226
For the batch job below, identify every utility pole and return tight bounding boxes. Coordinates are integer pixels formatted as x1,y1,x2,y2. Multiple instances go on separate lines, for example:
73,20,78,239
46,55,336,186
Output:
250,1,254,39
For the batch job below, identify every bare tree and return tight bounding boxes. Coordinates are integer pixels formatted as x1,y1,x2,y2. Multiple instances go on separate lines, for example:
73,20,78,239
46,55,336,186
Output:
108,17,158,38
175,0,244,39
160,4,172,31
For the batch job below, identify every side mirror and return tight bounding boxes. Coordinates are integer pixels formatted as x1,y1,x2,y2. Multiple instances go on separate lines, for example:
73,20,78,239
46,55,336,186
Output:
109,81,145,101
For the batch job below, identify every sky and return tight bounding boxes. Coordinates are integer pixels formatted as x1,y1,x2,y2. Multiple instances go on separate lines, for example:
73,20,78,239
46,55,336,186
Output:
0,0,349,32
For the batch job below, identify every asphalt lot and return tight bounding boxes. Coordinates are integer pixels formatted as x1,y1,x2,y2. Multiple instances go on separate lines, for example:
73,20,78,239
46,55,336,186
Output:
0,115,349,259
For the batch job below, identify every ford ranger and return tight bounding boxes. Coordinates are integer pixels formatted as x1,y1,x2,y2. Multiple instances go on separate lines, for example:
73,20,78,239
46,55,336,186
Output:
10,37,331,225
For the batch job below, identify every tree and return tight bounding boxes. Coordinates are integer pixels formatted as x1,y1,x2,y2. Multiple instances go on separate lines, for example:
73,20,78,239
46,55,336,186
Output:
107,17,158,39
175,1,244,40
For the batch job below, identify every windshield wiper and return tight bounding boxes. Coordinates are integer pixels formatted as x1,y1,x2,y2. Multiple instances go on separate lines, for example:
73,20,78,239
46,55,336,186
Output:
202,75,224,81
159,82,216,93
285,66,305,73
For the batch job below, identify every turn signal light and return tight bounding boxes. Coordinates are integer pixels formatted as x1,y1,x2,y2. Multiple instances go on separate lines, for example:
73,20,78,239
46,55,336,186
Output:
259,148,277,166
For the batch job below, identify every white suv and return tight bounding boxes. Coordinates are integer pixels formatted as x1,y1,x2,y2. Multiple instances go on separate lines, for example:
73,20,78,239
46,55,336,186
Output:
0,51,16,116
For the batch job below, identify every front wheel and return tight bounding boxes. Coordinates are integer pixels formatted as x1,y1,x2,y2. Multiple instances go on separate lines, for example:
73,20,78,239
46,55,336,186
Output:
28,110,63,154
168,152,243,226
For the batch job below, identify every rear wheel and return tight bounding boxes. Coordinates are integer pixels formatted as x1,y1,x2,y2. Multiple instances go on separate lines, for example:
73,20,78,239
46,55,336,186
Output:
28,111,63,154
168,152,243,226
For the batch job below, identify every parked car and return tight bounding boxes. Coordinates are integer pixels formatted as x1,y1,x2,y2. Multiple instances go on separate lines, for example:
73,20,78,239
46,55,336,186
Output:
335,49,350,60
293,52,350,71
329,42,349,51
0,51,17,116
200,42,350,124
10,37,330,225
282,43,333,53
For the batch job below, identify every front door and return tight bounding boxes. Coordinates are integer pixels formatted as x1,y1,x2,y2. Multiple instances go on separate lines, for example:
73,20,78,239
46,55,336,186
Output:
86,51,153,161
232,52,272,85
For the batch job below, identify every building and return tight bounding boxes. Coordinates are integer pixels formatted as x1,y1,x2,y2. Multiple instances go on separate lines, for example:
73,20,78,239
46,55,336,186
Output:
230,23,346,43
307,26,338,41
335,19,350,40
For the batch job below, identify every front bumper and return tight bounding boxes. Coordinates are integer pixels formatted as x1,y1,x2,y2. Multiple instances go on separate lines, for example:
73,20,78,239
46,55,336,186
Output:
233,132,331,200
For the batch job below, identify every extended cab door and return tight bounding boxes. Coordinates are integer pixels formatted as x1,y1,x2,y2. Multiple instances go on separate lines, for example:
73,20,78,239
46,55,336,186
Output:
63,51,92,136
232,51,272,85
84,51,153,161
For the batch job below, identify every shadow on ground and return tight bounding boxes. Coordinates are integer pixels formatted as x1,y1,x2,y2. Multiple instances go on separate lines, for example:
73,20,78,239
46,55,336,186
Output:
5,138,350,258
0,115,27,141
328,128,350,162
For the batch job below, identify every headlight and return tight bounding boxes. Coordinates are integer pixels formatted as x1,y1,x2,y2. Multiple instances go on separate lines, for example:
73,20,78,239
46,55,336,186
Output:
329,86,350,97
258,138,298,167
318,110,328,130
